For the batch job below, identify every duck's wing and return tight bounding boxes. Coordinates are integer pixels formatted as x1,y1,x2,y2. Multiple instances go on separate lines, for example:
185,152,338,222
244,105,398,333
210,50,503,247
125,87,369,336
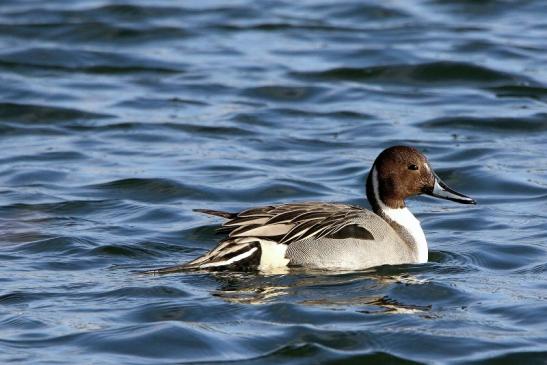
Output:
145,203,375,273
222,202,372,244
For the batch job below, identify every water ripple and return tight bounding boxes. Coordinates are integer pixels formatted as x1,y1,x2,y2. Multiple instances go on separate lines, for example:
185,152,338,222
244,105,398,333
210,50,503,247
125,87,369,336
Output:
291,61,528,87
420,113,547,133
0,47,185,74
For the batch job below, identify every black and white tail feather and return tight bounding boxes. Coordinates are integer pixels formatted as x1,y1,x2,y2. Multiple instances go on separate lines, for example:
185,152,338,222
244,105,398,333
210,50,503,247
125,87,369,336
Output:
144,203,368,274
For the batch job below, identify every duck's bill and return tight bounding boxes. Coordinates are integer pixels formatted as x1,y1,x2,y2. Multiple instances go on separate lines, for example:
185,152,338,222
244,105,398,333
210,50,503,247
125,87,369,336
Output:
425,174,476,204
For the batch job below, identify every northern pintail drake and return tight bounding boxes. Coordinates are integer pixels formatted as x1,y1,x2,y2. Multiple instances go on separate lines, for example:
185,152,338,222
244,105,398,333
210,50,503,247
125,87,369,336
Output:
149,146,475,273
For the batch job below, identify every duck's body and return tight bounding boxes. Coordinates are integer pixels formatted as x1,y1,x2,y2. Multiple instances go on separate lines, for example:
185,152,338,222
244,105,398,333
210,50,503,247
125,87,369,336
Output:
148,146,475,274
278,204,421,270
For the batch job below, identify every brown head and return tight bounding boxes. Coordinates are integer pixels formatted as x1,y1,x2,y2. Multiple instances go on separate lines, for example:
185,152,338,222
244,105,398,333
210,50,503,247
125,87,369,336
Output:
366,146,476,210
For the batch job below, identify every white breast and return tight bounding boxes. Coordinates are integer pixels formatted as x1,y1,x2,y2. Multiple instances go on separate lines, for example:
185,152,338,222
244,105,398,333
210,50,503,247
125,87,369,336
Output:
380,206,428,263
372,168,428,263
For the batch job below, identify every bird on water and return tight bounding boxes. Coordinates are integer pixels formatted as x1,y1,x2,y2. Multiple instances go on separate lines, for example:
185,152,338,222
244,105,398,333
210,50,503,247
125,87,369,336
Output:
146,146,476,274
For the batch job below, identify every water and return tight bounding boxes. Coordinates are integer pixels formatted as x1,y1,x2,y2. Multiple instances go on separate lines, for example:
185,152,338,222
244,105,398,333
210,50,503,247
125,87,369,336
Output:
1,0,546,363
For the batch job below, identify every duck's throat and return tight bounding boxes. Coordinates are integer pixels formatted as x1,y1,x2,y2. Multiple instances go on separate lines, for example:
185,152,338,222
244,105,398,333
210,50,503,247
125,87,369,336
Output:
367,167,428,263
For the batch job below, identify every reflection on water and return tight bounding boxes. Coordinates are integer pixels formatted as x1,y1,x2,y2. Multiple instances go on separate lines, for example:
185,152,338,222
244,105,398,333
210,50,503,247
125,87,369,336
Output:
211,270,429,312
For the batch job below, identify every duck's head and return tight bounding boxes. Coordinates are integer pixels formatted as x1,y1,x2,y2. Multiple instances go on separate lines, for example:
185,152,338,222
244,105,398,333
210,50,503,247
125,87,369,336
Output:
366,145,476,210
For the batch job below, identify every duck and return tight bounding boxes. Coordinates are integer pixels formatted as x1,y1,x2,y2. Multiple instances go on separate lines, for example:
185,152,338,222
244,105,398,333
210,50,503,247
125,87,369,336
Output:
147,146,475,273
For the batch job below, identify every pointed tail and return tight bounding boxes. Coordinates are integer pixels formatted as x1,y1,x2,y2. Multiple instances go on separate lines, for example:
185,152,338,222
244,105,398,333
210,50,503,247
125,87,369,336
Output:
141,263,199,275
193,209,237,219
142,239,261,274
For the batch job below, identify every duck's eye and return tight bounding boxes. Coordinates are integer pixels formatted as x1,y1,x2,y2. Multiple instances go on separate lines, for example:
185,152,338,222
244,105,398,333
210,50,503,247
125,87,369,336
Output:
408,164,418,171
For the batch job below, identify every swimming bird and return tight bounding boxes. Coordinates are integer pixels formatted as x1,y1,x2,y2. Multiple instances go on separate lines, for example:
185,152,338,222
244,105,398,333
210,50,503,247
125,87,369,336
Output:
148,146,475,273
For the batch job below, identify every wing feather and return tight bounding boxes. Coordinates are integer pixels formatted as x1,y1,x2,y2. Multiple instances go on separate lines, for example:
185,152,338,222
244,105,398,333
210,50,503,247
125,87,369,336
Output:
216,202,370,246
230,223,295,237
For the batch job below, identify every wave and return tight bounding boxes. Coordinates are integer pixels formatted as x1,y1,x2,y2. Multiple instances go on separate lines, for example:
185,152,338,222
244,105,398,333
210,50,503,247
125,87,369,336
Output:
291,61,529,87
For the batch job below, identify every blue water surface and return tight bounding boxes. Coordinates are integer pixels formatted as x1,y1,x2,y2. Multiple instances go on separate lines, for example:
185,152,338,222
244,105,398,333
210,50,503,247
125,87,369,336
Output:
1,1,546,364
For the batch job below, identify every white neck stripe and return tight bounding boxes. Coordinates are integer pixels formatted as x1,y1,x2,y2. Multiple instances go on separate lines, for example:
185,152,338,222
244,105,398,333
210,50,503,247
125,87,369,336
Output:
371,167,428,263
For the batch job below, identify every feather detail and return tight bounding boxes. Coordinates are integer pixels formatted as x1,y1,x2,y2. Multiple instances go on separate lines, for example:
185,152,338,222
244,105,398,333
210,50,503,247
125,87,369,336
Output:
230,223,295,237
218,202,369,245
146,202,375,273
